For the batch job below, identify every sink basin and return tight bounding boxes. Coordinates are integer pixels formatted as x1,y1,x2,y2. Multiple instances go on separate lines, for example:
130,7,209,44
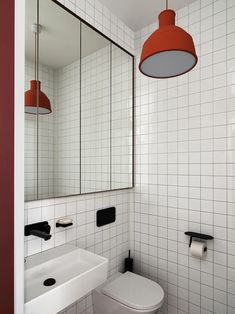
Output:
24,244,108,314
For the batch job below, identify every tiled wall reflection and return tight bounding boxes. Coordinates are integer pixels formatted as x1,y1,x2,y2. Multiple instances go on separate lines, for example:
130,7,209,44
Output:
81,45,111,193
54,60,81,196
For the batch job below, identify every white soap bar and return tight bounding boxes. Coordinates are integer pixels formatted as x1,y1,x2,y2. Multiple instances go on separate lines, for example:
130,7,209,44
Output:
57,218,73,225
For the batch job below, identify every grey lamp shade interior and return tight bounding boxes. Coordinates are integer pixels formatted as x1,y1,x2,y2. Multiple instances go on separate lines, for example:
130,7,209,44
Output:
25,106,51,114
140,50,197,78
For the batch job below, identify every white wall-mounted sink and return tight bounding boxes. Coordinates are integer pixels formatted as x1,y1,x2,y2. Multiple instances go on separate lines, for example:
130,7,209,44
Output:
24,244,108,314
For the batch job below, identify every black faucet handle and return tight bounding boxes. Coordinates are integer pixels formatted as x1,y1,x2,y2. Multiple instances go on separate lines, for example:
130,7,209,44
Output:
25,221,52,241
30,229,52,241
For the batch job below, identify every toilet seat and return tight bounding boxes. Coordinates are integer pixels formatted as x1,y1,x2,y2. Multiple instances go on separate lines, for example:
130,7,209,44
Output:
102,272,164,311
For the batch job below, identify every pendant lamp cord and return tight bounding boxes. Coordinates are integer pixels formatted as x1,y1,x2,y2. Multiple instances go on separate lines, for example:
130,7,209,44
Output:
34,33,37,80
166,0,168,9
36,0,39,199
36,0,39,82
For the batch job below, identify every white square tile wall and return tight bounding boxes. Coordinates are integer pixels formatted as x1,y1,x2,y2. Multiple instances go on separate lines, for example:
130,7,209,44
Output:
25,191,130,314
25,0,235,313
134,0,235,313
60,0,135,54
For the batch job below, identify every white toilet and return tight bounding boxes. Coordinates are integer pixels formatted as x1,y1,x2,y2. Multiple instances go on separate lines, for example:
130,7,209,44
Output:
93,271,164,314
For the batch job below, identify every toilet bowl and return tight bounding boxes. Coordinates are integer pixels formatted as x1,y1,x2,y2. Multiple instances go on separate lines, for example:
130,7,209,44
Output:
92,271,164,314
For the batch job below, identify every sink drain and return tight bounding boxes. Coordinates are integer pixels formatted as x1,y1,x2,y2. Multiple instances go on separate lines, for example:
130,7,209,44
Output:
43,278,56,286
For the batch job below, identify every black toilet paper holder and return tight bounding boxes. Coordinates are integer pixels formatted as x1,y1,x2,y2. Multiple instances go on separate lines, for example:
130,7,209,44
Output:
185,231,214,248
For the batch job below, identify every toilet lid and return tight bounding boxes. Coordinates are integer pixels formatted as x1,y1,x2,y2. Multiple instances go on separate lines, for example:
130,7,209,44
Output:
102,272,164,311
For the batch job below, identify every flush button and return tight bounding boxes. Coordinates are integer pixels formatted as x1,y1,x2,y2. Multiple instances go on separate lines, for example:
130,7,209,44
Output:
96,207,116,227
43,278,56,286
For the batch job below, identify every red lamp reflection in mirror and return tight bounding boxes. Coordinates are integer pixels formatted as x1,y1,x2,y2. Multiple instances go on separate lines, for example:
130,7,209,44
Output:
25,16,52,114
25,80,52,114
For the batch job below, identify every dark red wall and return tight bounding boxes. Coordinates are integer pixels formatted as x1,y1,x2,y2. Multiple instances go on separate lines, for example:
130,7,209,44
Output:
0,0,15,313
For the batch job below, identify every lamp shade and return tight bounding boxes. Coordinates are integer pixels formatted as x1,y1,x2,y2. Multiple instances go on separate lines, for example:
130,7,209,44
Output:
25,80,52,114
139,10,198,78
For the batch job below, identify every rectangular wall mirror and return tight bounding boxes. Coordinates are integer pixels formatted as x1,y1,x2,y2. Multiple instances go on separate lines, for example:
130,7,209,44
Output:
25,0,134,201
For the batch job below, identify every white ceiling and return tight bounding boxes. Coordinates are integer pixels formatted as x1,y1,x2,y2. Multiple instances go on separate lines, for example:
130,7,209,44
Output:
26,0,109,69
99,0,196,31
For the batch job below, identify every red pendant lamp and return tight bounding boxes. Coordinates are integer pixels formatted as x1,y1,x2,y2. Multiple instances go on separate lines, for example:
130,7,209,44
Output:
25,80,52,114
139,0,198,79
25,0,52,114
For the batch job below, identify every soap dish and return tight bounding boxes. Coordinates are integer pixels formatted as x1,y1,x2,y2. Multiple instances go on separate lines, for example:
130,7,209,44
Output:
56,218,73,228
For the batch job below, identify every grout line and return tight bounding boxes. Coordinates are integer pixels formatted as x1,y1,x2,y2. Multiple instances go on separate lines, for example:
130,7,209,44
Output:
199,1,202,312
212,0,215,312
226,0,229,312
110,43,112,190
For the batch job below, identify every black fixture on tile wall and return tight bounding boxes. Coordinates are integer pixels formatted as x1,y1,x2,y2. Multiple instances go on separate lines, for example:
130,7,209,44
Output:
25,221,51,241
185,231,214,247
96,207,116,227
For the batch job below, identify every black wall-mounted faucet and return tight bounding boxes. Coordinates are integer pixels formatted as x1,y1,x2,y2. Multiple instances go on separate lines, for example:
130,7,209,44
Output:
25,221,51,241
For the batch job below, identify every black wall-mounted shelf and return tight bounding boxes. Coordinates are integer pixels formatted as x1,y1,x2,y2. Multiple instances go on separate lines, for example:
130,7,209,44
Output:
185,231,214,247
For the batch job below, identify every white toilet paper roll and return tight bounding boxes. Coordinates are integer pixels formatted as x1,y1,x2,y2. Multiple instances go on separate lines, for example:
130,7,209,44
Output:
190,240,207,258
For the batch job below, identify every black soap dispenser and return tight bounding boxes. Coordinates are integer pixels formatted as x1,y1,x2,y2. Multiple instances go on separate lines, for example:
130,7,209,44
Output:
124,250,133,272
